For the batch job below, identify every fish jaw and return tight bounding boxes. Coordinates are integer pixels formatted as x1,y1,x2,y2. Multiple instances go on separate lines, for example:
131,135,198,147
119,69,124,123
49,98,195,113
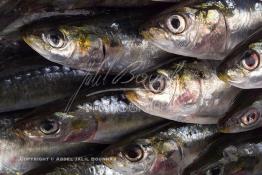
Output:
23,25,106,71
217,114,240,133
23,31,74,65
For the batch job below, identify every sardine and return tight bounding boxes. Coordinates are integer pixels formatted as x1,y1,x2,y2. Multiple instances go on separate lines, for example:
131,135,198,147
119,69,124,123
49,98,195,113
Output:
102,123,219,175
126,60,241,124
218,90,262,133
217,28,262,89
184,128,262,175
14,93,165,144
141,0,262,60
0,2,172,36
0,117,106,175
0,56,88,112
22,9,180,74
1,10,99,36
0,40,36,59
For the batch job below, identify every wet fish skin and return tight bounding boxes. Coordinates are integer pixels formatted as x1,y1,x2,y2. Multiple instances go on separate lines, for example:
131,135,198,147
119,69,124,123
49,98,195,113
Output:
14,93,165,144
188,144,262,175
0,116,106,175
32,161,122,175
184,129,262,175
102,123,219,175
22,9,177,74
0,140,106,175
0,0,161,25
0,57,88,113
217,28,262,89
0,53,55,72
13,0,160,10
141,0,262,60
0,2,173,37
126,60,241,124
218,90,262,133
1,10,99,36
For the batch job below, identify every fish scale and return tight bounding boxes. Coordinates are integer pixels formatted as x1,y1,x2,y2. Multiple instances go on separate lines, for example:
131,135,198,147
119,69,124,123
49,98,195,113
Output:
0,61,88,112
14,93,165,144
126,60,241,124
102,123,219,175
141,0,262,60
217,27,262,89
22,9,181,74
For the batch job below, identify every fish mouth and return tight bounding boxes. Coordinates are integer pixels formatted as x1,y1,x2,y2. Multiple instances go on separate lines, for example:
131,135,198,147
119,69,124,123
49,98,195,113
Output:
217,120,229,133
141,27,167,41
23,33,54,60
217,72,231,83
217,114,237,133
13,128,27,139
23,33,70,64
125,91,140,105
217,68,245,85
23,33,38,48
225,78,245,86
141,28,154,41
101,147,119,168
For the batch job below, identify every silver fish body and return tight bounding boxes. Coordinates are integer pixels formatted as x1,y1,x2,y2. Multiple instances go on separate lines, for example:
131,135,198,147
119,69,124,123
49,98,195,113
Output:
0,117,106,174
126,60,241,124
0,57,88,112
15,93,165,144
141,0,262,60
217,28,262,89
102,123,219,175
184,129,262,175
218,90,262,133
0,3,173,37
22,10,179,74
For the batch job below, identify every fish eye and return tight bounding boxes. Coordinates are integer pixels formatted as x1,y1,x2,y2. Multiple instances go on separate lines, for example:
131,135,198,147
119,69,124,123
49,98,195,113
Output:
241,50,260,71
240,109,260,127
42,29,66,48
166,15,186,34
123,144,144,162
146,74,166,94
39,119,60,135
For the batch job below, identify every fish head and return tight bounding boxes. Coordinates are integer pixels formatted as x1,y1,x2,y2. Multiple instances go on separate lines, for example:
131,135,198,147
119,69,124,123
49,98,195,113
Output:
141,6,226,58
192,144,259,175
102,137,182,174
102,139,156,174
218,100,262,133
126,62,202,122
191,158,254,175
23,25,105,70
126,68,177,119
217,41,262,89
14,110,98,143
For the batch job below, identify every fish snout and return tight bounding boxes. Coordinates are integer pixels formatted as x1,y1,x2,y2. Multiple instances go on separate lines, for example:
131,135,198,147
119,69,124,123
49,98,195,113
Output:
217,71,231,83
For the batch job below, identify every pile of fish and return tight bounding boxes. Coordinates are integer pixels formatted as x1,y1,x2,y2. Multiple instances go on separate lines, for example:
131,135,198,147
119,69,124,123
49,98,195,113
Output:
1,0,262,174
